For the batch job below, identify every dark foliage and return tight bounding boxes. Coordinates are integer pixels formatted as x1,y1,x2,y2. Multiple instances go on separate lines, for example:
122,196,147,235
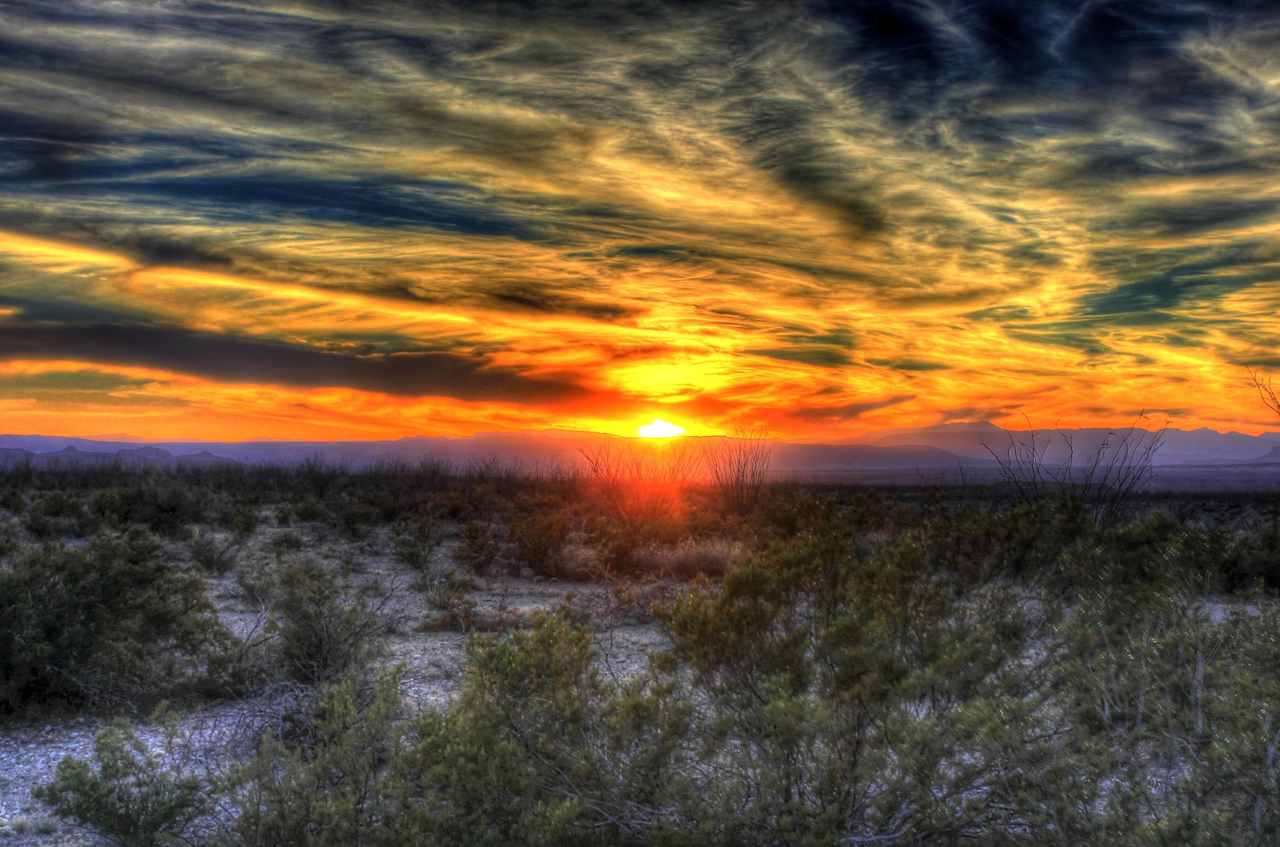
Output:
0,529,229,712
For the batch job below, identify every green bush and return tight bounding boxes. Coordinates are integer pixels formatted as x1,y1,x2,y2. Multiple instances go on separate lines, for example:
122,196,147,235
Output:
509,508,569,577
35,718,211,847
1051,511,1225,591
0,529,230,712
216,503,259,537
397,611,691,846
652,536,1051,845
91,483,203,537
392,509,445,571
292,497,327,523
274,561,383,683
457,519,501,576
25,490,95,539
188,528,242,575
330,495,378,540
269,529,305,556
231,672,405,847
235,556,282,608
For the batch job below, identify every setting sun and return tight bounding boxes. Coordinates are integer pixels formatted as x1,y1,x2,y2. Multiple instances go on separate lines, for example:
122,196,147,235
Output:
637,419,686,439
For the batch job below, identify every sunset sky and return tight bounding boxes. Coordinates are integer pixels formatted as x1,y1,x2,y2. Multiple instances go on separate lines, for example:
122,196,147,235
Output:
1,1,1278,441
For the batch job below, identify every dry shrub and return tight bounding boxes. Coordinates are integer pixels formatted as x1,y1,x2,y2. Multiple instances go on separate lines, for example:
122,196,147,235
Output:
509,509,570,577
392,509,446,571
632,537,744,580
983,413,1166,527
701,431,773,515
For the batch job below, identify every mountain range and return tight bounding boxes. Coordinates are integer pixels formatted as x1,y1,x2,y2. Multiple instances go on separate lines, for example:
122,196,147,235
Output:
0,424,1277,488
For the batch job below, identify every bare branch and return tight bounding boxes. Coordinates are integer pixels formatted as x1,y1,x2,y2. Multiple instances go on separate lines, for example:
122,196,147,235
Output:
1252,368,1280,418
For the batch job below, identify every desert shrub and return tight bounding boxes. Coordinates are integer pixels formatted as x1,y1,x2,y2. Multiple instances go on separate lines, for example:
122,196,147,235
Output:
235,556,282,608
508,508,569,577
399,611,693,846
24,490,95,538
269,529,304,556
295,457,338,499
274,561,384,684
436,479,511,524
362,472,439,524
231,671,405,847
35,718,211,847
392,508,446,571
32,489,81,518
0,529,230,712
701,433,772,516
985,418,1165,529
91,482,203,538
632,537,740,580
216,503,259,537
188,528,242,575
457,519,501,575
1215,521,1280,592
330,495,378,541
417,571,479,631
1051,511,1224,591
421,570,475,608
292,497,328,523
0,486,25,513
1053,587,1280,842
0,517,20,560
922,501,1068,583
588,496,688,577
652,537,1055,845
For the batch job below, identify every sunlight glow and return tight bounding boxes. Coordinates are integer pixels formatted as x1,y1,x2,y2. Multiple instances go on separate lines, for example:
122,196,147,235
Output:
637,419,686,439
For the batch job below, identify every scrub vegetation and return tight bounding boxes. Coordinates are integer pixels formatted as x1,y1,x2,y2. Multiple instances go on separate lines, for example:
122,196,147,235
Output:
3,446,1280,845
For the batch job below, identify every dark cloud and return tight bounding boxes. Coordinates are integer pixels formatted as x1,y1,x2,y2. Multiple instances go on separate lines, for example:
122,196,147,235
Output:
0,109,107,182
0,370,150,393
866,357,949,372
1005,329,1112,357
940,405,1022,423
0,296,151,325
965,305,1034,323
1097,199,1280,239
18,175,546,239
746,347,853,367
779,327,857,349
0,322,586,403
728,94,891,236
793,394,915,421
1080,251,1275,317
0,369,185,407
483,283,640,321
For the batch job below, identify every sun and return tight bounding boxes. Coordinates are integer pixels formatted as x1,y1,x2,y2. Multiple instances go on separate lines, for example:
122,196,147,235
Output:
637,418,686,439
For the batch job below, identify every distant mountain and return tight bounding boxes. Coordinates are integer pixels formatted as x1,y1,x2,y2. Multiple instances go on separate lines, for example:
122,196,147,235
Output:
771,442,989,472
1248,446,1280,465
874,422,1007,462
0,442,239,469
875,422,1280,466
0,431,989,477
0,426,1277,490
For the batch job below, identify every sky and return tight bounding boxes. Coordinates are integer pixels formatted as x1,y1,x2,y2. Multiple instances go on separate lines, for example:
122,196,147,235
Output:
0,0,1278,442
